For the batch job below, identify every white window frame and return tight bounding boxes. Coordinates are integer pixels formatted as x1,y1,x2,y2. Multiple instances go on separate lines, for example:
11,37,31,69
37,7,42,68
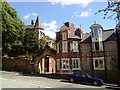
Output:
72,58,81,70
61,58,70,70
57,43,59,53
92,41,103,51
62,41,68,52
73,41,79,52
93,57,105,70
99,41,103,51
62,32,67,40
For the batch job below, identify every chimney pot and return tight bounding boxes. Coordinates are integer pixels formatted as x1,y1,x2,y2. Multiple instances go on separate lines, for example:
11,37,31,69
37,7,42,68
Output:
31,20,34,25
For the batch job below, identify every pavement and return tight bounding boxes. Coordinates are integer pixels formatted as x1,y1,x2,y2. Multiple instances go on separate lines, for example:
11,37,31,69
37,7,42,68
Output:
1,70,120,89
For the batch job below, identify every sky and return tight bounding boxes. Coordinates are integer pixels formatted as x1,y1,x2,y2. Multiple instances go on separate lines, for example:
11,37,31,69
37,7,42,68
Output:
6,0,117,39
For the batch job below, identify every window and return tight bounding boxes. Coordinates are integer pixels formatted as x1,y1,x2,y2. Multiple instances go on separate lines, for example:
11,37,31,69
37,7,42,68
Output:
72,58,80,70
70,43,73,51
57,43,59,53
92,27,102,37
92,27,99,37
95,42,99,50
73,41,78,52
99,42,103,51
61,58,70,70
92,42,103,51
62,32,67,40
93,57,105,70
62,41,68,52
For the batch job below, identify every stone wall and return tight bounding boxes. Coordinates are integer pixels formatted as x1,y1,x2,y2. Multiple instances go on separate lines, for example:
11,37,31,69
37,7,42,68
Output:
2,57,35,73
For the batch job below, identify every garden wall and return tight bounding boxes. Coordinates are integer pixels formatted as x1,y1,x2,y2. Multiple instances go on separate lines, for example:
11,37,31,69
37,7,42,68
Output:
2,57,35,73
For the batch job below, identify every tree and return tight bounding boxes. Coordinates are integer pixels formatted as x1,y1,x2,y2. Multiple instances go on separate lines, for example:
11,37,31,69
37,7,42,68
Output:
96,0,120,21
1,0,25,55
22,31,47,54
51,39,56,51
22,31,39,54
39,37,47,50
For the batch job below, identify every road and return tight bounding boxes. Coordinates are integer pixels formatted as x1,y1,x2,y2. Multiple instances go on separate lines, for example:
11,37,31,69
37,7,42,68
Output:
0,70,119,89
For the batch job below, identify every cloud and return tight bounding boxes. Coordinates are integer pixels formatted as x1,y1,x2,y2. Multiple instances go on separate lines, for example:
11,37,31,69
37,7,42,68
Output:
24,13,38,20
48,0,94,7
24,14,31,19
89,8,92,11
43,20,58,39
44,31,56,39
74,11,92,17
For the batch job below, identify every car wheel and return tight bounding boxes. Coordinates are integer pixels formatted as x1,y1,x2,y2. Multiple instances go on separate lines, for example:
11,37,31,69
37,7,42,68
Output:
93,81,99,86
69,78,74,83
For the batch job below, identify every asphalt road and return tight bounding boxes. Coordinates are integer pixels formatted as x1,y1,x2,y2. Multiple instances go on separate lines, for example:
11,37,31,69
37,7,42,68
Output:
0,70,119,90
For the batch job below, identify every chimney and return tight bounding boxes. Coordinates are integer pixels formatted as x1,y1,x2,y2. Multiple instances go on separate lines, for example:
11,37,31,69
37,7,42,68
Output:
31,20,34,25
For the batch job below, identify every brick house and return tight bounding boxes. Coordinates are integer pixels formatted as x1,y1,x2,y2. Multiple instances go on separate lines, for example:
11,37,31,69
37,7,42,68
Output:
56,22,120,82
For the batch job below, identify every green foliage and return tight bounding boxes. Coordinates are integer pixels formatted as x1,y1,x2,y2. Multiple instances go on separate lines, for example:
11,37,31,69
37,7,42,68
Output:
39,37,47,50
22,30,39,54
96,0,120,20
2,1,25,55
17,55,33,60
51,39,56,51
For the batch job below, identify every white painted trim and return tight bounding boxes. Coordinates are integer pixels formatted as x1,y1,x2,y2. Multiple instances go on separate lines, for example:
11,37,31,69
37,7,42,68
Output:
93,57,105,70
93,57,104,59
62,32,67,40
61,58,70,70
72,58,81,70
72,41,79,52
62,41,68,52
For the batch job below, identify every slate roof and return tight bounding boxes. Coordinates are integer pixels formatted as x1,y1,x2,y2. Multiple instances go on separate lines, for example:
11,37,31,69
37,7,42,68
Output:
81,33,91,43
81,29,116,43
25,25,34,29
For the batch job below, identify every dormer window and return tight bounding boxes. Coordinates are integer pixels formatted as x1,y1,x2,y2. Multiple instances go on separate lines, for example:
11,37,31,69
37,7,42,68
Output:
92,27,100,37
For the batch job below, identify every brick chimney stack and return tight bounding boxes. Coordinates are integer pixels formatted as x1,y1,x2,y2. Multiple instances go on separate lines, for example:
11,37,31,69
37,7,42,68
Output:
31,20,34,25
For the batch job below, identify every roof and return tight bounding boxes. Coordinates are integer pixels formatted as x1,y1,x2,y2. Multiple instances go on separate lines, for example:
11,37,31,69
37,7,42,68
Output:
60,25,69,31
70,36,81,39
103,29,116,41
25,25,34,29
81,33,92,43
34,16,42,29
81,29,116,43
90,24,103,30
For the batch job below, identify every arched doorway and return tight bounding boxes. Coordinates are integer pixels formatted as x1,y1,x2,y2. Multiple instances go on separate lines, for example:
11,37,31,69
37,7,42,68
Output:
31,45,57,74
38,55,56,74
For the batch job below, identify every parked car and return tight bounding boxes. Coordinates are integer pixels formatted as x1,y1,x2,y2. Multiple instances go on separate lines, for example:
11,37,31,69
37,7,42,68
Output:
65,72,104,86
117,80,120,86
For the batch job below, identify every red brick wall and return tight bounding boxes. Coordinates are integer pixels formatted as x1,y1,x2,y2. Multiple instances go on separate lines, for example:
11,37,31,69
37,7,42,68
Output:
2,57,35,73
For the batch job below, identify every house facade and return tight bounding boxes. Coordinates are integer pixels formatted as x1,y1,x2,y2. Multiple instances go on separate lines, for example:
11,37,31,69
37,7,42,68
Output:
56,22,120,82
25,16,45,39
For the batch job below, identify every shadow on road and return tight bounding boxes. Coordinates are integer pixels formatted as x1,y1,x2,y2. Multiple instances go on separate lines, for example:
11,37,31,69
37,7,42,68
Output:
19,72,120,89
105,86,120,90
60,79,101,87
19,73,65,79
